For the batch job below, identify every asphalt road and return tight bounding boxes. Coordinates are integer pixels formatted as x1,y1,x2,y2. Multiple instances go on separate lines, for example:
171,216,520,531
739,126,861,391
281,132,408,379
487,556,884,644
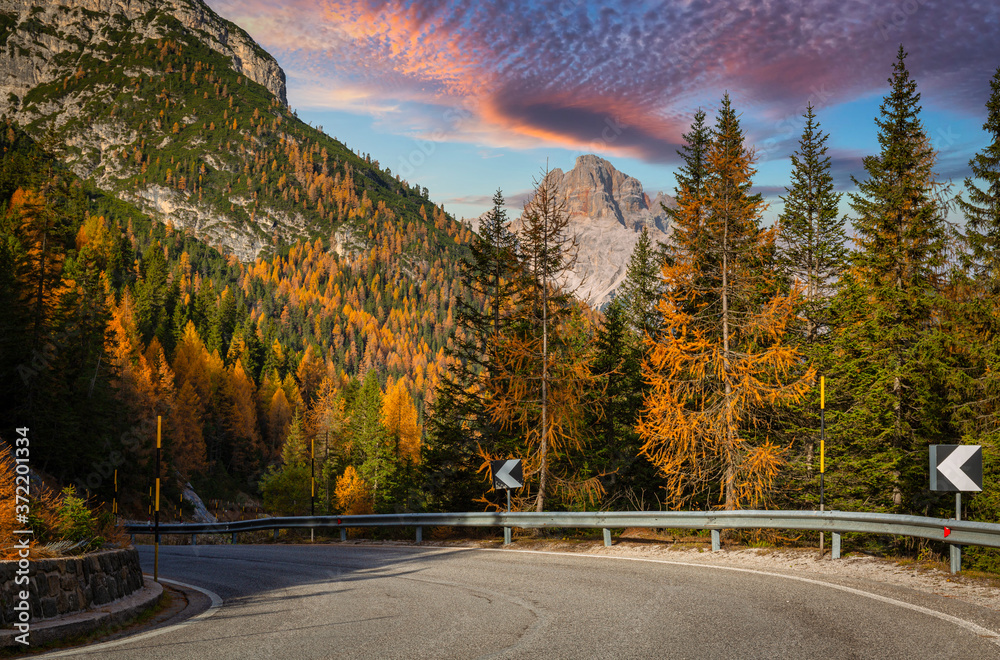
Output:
36,543,1000,659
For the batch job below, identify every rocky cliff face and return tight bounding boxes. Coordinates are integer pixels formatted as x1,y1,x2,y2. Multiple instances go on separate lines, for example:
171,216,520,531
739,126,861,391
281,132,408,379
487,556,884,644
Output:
0,0,321,261
543,155,673,308
0,0,286,113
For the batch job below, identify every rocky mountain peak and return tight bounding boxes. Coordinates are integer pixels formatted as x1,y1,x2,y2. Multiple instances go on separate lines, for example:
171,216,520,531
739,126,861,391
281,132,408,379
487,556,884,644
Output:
540,154,674,308
0,0,287,114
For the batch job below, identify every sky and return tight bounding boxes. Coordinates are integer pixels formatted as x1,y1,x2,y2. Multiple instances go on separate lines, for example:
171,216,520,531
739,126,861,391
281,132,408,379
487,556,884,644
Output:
205,0,1000,224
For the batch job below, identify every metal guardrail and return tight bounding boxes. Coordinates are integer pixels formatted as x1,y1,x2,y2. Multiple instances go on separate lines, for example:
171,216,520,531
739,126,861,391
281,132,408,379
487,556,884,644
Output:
125,509,1000,572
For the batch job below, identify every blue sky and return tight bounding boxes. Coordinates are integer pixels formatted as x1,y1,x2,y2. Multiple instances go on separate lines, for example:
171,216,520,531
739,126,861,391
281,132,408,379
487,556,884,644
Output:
206,0,1000,224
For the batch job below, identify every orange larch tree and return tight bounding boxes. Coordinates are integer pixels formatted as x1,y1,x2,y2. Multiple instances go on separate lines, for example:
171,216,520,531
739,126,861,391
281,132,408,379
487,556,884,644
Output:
638,95,814,511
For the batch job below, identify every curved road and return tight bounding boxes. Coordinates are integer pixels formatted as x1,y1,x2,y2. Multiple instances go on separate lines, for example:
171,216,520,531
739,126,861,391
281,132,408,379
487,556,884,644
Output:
38,543,1000,659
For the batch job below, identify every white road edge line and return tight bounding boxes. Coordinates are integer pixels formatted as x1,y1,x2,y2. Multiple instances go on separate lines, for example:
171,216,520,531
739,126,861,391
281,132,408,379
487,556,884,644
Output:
34,576,224,658
483,547,1000,647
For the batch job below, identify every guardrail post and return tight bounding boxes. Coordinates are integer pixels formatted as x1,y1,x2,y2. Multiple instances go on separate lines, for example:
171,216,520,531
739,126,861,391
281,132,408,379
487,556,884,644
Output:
340,528,347,542
950,545,961,574
191,533,197,546
603,528,612,547
832,532,840,559
416,526,422,543
504,527,511,545
711,529,721,552
273,528,279,542
232,532,237,544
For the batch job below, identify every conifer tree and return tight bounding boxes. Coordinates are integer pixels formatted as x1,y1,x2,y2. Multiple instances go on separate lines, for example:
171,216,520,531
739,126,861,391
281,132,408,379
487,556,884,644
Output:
615,227,662,337
351,369,393,509
486,170,601,512
638,95,813,511
958,67,1000,291
778,103,847,338
774,104,847,500
589,298,657,506
952,68,1000,531
664,108,711,262
424,189,520,511
828,46,952,513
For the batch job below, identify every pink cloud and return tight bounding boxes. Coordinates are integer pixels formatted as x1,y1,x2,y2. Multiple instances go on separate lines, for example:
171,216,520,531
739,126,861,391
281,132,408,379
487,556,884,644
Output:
204,0,1000,163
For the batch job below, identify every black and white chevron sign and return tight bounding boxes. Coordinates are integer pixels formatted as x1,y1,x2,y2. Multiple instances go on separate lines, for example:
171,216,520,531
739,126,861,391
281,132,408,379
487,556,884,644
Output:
491,459,523,490
930,445,983,492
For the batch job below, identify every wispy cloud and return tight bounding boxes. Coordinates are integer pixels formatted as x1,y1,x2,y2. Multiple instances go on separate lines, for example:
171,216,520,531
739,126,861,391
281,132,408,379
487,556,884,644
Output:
206,0,1000,165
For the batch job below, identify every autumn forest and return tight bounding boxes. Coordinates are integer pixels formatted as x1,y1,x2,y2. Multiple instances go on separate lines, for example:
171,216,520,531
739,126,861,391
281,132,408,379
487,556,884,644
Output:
2,38,1000,567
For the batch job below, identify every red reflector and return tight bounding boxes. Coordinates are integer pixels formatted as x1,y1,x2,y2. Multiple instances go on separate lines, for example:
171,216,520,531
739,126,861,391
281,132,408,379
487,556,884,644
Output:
337,518,342,525
944,527,951,538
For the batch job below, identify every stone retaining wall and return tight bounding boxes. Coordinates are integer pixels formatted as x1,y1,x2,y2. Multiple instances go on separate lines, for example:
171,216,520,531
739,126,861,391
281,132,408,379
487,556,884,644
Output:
0,548,144,627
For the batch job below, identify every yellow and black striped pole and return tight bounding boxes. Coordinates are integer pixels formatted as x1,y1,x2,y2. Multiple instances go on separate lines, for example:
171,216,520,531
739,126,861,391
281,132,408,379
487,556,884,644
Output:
155,416,161,582
820,376,826,554
310,437,315,543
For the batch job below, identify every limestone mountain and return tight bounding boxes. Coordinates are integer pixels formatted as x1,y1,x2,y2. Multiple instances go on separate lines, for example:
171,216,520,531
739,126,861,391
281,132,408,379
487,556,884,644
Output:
528,154,674,307
0,0,434,261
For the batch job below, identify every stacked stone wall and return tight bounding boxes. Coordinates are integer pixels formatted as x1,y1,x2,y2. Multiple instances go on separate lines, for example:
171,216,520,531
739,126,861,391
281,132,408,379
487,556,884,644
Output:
0,548,143,626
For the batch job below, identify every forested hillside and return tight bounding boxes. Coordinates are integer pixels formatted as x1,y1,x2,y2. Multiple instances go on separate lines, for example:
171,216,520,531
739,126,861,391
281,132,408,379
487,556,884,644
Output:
1,0,998,570
0,119,474,514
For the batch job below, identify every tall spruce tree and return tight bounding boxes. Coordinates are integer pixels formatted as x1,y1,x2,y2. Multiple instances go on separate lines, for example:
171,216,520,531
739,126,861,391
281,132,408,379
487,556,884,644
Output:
616,227,663,337
827,46,953,514
589,298,658,506
663,108,711,263
958,67,1000,291
639,95,812,511
778,103,847,339
423,190,520,511
953,68,1000,538
774,104,847,504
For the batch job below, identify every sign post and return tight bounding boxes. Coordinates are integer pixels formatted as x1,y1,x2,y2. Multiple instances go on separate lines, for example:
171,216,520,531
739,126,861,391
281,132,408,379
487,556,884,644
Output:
491,459,523,545
930,444,983,574
310,437,315,544
154,416,161,582
819,376,825,555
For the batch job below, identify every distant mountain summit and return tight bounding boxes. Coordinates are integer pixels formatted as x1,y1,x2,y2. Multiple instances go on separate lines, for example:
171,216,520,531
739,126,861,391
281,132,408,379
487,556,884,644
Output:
542,154,673,307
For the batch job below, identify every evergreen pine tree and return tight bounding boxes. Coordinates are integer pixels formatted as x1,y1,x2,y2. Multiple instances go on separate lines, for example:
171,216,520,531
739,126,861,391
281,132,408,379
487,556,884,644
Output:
952,68,1000,537
423,189,520,511
663,108,711,261
828,46,953,513
774,104,847,505
615,227,662,337
778,103,847,339
958,67,1000,291
589,298,658,506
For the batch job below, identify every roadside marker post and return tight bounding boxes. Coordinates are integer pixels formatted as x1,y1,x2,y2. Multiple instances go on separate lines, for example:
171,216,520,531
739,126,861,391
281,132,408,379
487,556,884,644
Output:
310,437,315,544
491,459,523,545
930,444,983,574
155,416,161,582
820,376,825,555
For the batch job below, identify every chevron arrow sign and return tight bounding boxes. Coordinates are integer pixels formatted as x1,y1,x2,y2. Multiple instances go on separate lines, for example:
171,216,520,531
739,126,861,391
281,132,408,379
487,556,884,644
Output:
491,459,523,490
930,445,982,492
